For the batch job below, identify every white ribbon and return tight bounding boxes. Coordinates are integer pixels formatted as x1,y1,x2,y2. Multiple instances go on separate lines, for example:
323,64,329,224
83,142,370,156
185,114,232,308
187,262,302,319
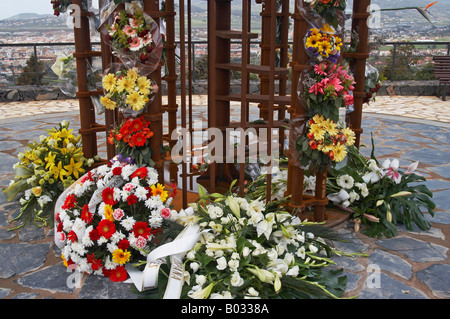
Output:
126,222,205,298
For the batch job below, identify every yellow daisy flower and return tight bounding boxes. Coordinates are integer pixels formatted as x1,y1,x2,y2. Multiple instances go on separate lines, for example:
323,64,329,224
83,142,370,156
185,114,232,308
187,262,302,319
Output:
100,96,117,110
126,68,139,83
104,204,114,222
332,142,347,163
102,73,117,92
116,77,134,93
342,127,356,146
112,249,131,265
309,123,325,141
126,91,147,111
322,119,339,137
137,76,151,95
151,183,169,202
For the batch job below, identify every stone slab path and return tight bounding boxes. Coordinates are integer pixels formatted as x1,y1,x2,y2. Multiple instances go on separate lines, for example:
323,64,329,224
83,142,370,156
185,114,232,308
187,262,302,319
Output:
0,96,449,299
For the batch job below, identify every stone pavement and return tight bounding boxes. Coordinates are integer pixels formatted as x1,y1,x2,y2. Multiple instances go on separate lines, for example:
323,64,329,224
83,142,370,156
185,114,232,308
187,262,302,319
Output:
0,96,449,299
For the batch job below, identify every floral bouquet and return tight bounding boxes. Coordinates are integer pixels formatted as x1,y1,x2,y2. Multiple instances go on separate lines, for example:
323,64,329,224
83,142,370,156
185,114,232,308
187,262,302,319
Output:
100,67,158,116
327,143,435,238
163,186,351,299
363,63,385,104
108,116,155,167
301,61,355,121
296,114,356,170
2,121,94,228
55,161,181,283
105,3,163,74
305,25,343,63
302,0,347,28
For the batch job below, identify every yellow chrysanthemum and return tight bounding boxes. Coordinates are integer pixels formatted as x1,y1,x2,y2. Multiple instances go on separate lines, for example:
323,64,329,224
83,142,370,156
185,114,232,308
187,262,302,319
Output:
332,142,347,163
104,204,114,222
100,96,117,110
102,73,117,92
126,91,147,111
341,127,356,146
116,77,134,93
112,249,131,265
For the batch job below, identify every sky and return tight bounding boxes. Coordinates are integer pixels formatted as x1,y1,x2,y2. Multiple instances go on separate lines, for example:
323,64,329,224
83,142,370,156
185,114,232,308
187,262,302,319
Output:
0,0,55,20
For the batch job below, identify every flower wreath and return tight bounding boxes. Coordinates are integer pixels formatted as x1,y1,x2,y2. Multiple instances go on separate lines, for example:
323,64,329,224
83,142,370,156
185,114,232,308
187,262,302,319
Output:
55,160,180,283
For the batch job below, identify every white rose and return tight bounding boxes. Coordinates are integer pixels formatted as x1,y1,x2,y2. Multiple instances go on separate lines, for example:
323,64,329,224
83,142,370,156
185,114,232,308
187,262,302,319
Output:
216,256,227,270
230,272,244,287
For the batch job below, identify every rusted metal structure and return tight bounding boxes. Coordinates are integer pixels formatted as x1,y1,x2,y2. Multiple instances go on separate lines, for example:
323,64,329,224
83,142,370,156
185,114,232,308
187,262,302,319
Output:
72,0,371,221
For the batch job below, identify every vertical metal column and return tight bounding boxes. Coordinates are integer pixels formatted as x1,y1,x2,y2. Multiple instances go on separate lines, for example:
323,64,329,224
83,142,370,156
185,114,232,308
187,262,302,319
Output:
348,0,371,148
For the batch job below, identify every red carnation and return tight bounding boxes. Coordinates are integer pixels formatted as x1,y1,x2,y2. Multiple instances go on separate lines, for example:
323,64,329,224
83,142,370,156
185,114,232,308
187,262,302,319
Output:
112,167,122,176
118,238,130,250
67,231,78,243
89,228,100,241
57,222,64,232
62,194,77,210
102,187,117,206
127,194,138,206
81,204,93,224
109,266,128,282
97,219,116,239
87,254,103,271
133,221,152,239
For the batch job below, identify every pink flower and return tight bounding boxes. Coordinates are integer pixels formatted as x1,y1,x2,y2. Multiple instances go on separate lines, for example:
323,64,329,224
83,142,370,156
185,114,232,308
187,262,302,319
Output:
113,208,125,221
135,236,147,248
124,183,135,192
161,208,171,219
314,64,328,76
142,33,153,46
129,37,142,51
123,25,136,37
309,82,324,95
344,94,354,106
129,18,142,28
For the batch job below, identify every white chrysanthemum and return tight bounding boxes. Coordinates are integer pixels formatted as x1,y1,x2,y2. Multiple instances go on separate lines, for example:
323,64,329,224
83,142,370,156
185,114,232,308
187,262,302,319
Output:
113,187,122,201
135,186,149,201
121,216,136,231
62,219,74,233
121,164,136,180
147,168,159,185
104,256,116,270
110,230,125,244
81,226,94,247
97,164,110,175
72,241,87,256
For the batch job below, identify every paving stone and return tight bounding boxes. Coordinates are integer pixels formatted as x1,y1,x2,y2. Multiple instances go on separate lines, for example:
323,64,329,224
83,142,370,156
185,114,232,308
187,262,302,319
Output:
375,236,448,263
11,293,40,299
331,255,365,272
17,263,76,294
403,148,450,166
368,250,413,280
416,264,450,298
0,243,50,279
78,275,138,299
0,228,16,240
358,273,428,299
398,223,445,240
18,225,46,242
431,189,450,211
332,229,370,254
0,153,19,175
0,287,11,299
0,140,23,152
426,211,450,225
428,165,450,180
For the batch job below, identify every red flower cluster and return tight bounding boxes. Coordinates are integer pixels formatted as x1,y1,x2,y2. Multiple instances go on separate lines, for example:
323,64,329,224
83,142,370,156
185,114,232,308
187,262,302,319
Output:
108,116,153,148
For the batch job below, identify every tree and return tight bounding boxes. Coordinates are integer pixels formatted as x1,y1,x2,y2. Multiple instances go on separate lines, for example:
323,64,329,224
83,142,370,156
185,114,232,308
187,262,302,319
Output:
17,54,46,86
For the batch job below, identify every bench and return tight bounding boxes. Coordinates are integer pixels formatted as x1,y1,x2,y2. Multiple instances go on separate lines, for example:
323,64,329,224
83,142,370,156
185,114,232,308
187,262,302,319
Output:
433,55,450,101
